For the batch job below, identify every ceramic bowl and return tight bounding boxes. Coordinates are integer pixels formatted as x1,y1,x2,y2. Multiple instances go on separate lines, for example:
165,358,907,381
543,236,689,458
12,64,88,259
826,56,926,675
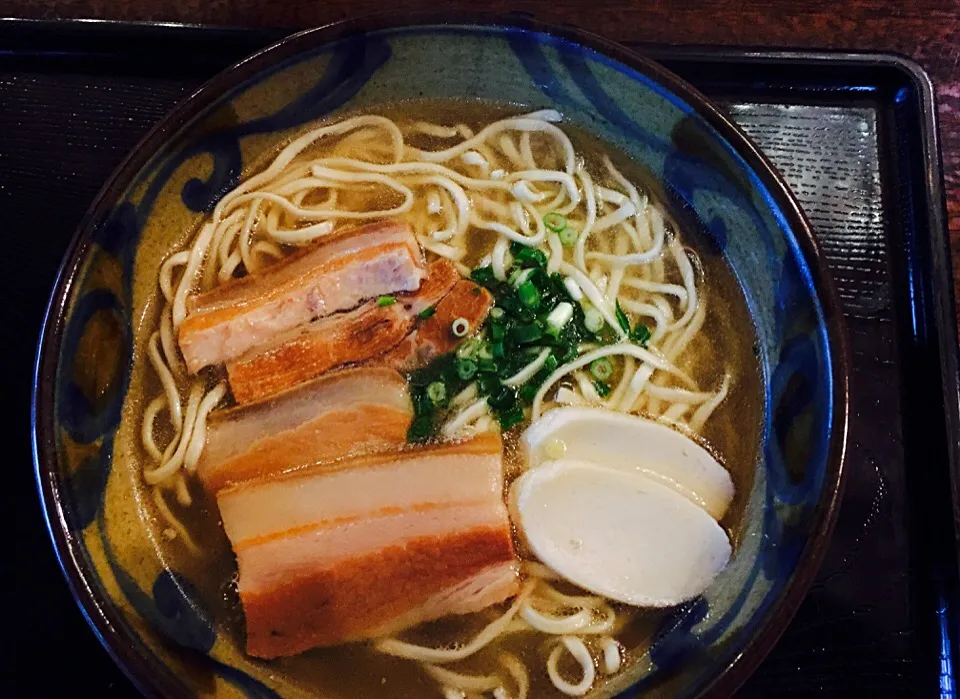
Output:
33,13,849,699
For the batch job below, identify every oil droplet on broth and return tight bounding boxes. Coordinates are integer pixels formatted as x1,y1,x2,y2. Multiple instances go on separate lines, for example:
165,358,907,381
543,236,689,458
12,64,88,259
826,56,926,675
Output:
545,438,567,460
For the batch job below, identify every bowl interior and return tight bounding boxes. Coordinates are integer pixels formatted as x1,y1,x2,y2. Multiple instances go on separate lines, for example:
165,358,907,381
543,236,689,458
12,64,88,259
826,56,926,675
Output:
36,18,844,699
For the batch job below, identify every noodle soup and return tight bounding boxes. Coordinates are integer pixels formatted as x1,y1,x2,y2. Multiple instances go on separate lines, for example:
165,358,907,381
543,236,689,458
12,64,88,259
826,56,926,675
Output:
125,101,763,698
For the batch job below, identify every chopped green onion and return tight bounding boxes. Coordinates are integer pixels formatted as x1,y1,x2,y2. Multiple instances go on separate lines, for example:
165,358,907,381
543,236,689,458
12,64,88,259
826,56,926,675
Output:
563,276,584,301
545,302,574,334
517,281,541,309
417,305,436,320
516,308,535,324
478,374,500,396
407,415,435,443
495,294,520,316
377,295,396,307
490,307,505,320
471,266,495,283
558,227,578,247
451,317,471,338
456,358,478,380
557,342,578,363
583,306,604,333
426,381,447,405
477,342,495,360
590,357,614,381
492,340,506,359
510,322,543,345
483,381,509,407
496,360,517,379
519,382,539,404
593,380,612,398
456,339,480,359
544,212,567,233
542,355,559,375
630,323,652,346
510,268,534,289
490,322,506,342
615,300,630,334
411,386,434,413
497,404,526,430
512,246,547,269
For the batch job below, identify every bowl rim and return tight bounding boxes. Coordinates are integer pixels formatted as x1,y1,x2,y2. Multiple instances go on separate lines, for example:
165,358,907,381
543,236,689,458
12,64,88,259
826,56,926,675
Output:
31,10,850,699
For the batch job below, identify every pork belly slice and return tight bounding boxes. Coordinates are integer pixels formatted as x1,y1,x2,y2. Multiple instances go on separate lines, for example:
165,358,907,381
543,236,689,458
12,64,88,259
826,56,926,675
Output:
196,367,412,493
218,431,504,545
216,433,519,658
368,560,521,640
225,259,460,404
226,303,413,404
178,220,425,373
242,523,518,658
383,279,494,371
398,258,460,316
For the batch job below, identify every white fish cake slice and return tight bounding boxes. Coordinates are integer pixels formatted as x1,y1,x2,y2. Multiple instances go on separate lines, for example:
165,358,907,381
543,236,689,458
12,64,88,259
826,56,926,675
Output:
521,407,734,520
511,459,731,607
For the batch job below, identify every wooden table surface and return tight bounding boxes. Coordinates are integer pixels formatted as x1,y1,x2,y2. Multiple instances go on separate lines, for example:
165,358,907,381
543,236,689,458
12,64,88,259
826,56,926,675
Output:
10,0,960,318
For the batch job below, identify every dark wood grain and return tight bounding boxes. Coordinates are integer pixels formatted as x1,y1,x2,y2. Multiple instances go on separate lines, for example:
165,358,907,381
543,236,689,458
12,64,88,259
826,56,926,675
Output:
10,0,960,317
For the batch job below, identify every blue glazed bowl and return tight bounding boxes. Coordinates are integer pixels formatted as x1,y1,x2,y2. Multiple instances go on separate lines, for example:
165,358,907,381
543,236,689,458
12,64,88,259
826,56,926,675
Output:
33,13,849,699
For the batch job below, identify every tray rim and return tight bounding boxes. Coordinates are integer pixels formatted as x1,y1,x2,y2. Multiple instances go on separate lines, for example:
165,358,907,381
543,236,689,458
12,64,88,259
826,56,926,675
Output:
12,11,954,696
0,15,945,75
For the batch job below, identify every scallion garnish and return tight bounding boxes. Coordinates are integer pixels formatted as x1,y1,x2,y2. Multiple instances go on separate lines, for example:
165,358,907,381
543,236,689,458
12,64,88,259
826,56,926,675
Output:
544,212,567,233
418,305,436,320
510,267,534,289
545,302,574,334
456,358,478,380
563,276,584,301
630,323,651,347
456,338,480,360
377,295,396,307
593,379,612,397
471,266,495,283
615,300,630,334
497,404,526,430
542,354,559,375
583,306,604,333
451,317,471,338
511,244,547,269
517,281,541,309
510,322,543,345
590,357,614,381
406,258,615,442
426,381,447,406
407,415,434,443
558,227,578,247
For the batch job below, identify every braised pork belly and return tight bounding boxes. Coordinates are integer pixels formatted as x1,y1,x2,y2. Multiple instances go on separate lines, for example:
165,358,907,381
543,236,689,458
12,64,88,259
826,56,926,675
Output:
214,432,518,658
197,367,412,493
179,220,425,372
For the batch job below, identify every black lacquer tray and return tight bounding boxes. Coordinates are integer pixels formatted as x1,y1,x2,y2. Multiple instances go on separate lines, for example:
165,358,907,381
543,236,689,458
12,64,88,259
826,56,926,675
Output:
4,18,958,697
